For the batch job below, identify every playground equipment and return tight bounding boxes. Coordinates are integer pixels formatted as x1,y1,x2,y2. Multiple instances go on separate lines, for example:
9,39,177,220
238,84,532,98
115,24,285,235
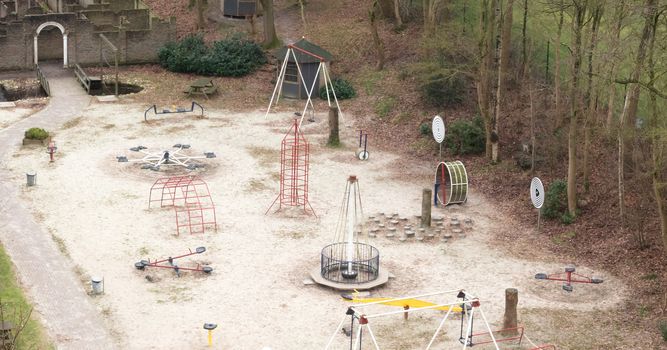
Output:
203,323,217,347
535,265,603,292
144,101,204,121
432,115,445,158
327,289,508,350
530,177,545,230
320,176,379,284
46,139,57,162
329,289,556,350
265,42,342,127
117,144,215,171
356,130,369,161
149,175,217,235
434,161,468,206
342,292,463,314
266,118,316,216
134,246,213,277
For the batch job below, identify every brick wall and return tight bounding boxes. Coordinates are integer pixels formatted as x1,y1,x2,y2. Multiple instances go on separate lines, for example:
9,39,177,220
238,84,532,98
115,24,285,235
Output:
36,26,63,61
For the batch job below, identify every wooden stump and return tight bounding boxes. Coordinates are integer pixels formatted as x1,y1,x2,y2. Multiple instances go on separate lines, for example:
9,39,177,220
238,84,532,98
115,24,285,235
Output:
502,288,518,335
327,106,340,146
421,188,432,228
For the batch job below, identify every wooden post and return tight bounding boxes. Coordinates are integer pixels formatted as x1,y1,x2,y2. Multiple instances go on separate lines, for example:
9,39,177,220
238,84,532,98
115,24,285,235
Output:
327,106,340,146
502,288,518,335
421,188,432,228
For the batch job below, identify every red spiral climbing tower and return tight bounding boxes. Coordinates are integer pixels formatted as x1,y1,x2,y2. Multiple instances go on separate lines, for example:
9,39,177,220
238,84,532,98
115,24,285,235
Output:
266,118,316,216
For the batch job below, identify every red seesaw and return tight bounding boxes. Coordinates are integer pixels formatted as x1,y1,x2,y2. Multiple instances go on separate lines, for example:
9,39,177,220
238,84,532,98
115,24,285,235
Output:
535,265,602,292
135,246,213,277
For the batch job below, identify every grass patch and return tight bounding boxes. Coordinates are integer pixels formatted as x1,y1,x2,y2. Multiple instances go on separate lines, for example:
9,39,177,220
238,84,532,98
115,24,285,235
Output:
62,117,83,129
0,245,52,349
375,96,396,118
246,146,279,165
246,179,270,192
50,233,69,258
642,273,659,280
551,230,576,245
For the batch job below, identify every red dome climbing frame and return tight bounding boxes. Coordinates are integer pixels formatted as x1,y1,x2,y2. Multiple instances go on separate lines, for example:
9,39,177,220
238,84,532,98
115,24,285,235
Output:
149,175,217,235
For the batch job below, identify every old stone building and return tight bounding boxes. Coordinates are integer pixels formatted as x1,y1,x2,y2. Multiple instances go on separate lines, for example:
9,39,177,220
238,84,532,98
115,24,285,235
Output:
0,0,176,70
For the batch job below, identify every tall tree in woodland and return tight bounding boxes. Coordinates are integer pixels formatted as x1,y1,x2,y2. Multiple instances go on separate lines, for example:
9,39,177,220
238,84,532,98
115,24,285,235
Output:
520,0,528,81
582,2,603,192
553,0,565,110
618,0,658,220
423,0,444,36
566,0,587,216
492,0,514,163
476,0,496,159
647,8,667,249
259,0,279,48
189,0,208,30
393,0,403,27
606,0,626,133
369,0,385,71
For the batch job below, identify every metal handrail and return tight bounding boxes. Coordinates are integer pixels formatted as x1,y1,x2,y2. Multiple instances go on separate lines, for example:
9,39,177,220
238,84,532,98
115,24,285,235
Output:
36,64,50,96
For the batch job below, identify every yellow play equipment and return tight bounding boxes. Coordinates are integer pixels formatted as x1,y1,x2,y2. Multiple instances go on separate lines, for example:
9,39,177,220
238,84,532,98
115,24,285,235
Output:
343,291,463,314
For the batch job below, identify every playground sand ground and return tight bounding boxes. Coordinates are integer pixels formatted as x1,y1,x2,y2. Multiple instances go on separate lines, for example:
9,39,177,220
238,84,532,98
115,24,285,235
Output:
2,101,627,349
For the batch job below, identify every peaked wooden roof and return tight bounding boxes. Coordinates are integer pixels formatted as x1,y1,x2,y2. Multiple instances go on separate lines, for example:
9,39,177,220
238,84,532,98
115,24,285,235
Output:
277,38,334,64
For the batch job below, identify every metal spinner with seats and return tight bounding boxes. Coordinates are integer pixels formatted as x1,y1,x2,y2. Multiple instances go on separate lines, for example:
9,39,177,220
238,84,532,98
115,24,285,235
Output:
117,144,215,171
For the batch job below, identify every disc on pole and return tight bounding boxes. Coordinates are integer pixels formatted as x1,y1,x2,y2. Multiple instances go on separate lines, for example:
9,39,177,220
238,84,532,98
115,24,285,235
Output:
357,150,370,161
432,116,445,144
530,177,545,209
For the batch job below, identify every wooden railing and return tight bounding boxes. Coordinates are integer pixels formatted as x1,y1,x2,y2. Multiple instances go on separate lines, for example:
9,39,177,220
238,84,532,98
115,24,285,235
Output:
36,64,50,96
73,64,91,93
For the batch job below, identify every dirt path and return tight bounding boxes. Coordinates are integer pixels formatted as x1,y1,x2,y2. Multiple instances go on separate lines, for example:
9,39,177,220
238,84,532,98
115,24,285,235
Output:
0,63,115,349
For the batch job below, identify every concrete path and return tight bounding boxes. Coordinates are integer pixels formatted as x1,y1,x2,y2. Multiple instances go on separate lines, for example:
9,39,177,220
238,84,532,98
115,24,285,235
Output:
0,63,116,349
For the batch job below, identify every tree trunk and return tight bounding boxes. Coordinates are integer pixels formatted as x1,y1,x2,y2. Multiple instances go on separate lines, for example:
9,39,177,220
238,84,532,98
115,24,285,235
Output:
393,0,403,26
327,106,340,147
423,0,442,36
502,288,518,335
492,0,513,164
259,0,279,48
298,0,307,35
582,4,603,192
567,1,587,216
476,0,495,160
618,0,656,220
369,1,385,71
646,8,666,249
606,0,626,133
553,0,564,110
195,0,207,30
421,188,432,228
529,82,536,174
520,0,527,81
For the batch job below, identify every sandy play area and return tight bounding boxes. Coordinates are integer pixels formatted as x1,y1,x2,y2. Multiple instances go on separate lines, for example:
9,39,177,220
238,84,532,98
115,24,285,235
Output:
3,100,625,349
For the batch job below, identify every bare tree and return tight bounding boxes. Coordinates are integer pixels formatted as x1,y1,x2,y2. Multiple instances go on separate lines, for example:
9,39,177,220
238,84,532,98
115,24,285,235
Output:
553,0,565,110
618,0,657,220
566,0,587,216
582,2,603,192
0,299,33,350
492,0,514,163
369,0,386,71
189,0,208,31
423,0,444,36
606,0,626,133
259,0,279,48
476,0,497,160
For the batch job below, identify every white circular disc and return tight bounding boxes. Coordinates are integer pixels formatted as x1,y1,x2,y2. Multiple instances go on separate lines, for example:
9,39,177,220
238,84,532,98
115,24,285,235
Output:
432,116,445,144
530,177,545,209
358,150,369,161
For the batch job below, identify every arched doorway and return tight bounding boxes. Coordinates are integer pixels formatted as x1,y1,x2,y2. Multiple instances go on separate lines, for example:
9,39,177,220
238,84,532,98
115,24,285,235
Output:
33,21,68,67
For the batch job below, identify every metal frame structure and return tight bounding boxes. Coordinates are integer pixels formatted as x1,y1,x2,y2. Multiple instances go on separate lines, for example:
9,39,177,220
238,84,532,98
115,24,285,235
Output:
265,43,342,128
148,175,217,235
144,101,204,121
434,161,468,206
357,130,369,161
325,289,501,350
266,118,316,216
99,33,119,96
535,266,603,292
117,144,216,171
134,246,213,277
